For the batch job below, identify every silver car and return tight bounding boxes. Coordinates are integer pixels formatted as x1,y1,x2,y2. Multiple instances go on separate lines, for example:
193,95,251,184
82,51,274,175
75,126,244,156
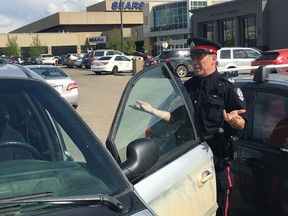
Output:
25,65,79,109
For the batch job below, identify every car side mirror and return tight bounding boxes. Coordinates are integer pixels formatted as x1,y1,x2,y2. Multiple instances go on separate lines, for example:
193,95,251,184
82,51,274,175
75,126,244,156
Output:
120,138,159,182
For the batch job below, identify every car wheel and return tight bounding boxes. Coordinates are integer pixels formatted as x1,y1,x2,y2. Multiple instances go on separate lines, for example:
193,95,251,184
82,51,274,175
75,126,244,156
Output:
176,65,188,78
95,72,101,75
112,66,119,75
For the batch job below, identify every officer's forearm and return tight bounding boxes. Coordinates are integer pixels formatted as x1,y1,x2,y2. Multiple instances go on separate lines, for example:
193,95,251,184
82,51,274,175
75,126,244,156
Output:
151,108,172,122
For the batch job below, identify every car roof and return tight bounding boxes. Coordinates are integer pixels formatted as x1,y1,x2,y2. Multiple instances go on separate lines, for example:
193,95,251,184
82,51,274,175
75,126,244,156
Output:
234,67,288,87
0,63,44,80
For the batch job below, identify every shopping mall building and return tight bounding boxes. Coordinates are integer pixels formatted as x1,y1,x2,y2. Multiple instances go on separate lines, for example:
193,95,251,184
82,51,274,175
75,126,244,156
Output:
0,0,287,57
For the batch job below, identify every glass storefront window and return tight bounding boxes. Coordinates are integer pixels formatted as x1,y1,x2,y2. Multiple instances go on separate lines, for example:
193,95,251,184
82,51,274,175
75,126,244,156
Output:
222,19,235,46
152,2,188,31
243,16,257,47
203,22,214,41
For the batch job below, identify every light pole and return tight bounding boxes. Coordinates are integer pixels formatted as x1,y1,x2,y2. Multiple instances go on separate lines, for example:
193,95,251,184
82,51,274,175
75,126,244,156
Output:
120,0,124,52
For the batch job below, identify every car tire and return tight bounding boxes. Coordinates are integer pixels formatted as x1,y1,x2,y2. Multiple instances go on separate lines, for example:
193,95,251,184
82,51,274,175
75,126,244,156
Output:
112,66,119,75
176,65,188,78
95,71,101,75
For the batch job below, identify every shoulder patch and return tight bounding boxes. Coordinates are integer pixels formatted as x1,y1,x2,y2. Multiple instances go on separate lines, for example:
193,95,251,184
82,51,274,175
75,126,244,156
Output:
235,87,244,102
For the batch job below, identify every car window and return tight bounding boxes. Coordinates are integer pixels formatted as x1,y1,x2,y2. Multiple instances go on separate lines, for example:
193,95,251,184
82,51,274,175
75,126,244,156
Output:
112,65,197,163
233,49,246,58
246,49,260,58
106,51,115,55
29,67,68,78
220,50,231,59
250,92,288,148
256,52,279,60
99,56,112,60
114,51,124,55
0,80,127,204
94,51,105,56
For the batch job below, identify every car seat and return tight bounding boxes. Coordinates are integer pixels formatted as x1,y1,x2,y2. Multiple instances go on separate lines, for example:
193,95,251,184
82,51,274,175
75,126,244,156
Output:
0,109,35,161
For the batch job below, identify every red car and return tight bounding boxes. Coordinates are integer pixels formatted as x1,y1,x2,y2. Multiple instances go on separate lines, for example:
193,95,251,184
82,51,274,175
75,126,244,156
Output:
250,49,288,74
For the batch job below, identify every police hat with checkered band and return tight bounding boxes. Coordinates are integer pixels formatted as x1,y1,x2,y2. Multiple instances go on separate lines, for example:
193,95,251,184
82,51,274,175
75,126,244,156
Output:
187,37,222,57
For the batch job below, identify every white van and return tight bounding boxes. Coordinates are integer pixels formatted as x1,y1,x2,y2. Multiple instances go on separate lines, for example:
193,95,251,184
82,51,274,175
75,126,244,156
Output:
217,47,261,73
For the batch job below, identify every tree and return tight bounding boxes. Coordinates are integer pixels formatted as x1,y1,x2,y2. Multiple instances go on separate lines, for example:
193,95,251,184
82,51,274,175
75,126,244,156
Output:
105,28,136,54
143,37,153,56
124,37,136,54
4,35,21,57
29,34,47,57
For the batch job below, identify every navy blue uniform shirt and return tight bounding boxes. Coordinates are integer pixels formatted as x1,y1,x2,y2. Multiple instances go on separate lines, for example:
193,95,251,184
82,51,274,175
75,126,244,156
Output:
184,70,247,136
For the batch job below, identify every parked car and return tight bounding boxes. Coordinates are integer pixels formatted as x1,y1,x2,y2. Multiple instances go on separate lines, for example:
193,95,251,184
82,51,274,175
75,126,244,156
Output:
132,51,153,61
53,55,62,65
153,49,194,78
27,56,38,65
67,54,84,68
38,54,57,65
62,53,78,66
229,66,288,215
74,55,84,68
25,65,79,109
83,50,125,69
250,49,288,74
91,55,133,75
0,62,157,216
217,47,261,74
143,56,159,68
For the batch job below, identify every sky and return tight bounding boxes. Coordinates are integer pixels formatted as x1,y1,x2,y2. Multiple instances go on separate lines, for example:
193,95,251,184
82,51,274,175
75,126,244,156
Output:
0,0,102,33
0,0,232,34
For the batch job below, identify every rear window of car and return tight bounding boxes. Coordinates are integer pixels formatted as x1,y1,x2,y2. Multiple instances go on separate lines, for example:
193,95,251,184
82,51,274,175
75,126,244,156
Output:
98,56,112,60
29,67,68,78
256,52,279,60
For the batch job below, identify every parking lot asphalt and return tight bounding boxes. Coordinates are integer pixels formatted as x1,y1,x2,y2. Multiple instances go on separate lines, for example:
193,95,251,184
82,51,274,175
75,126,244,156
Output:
62,67,133,144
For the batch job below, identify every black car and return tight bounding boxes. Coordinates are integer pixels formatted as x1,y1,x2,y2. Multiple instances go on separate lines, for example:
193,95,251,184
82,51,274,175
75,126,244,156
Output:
230,66,288,216
28,56,39,65
155,49,194,78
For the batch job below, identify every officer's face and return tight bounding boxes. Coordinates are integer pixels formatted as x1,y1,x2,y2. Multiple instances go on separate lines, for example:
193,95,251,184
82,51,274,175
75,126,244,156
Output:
191,54,217,77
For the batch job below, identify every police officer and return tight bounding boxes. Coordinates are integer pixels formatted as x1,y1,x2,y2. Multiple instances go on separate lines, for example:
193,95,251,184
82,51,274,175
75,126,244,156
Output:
184,36,247,216
135,37,247,216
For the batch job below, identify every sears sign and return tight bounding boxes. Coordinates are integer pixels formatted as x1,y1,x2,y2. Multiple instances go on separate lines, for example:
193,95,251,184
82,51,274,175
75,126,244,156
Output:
89,36,107,43
111,1,144,10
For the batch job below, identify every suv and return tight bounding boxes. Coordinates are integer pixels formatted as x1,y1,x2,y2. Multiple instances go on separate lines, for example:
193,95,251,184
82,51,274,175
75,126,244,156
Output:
38,54,57,65
156,49,194,78
83,49,124,69
0,61,156,216
217,47,261,73
250,48,288,74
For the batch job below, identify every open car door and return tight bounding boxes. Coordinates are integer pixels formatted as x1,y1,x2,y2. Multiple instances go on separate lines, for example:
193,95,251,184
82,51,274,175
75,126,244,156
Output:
106,62,217,216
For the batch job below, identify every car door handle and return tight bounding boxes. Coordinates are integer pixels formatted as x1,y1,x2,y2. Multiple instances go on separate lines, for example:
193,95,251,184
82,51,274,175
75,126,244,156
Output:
197,170,213,188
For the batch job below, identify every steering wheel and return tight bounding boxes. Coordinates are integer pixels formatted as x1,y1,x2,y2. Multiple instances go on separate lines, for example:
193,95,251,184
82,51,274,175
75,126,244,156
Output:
0,141,42,159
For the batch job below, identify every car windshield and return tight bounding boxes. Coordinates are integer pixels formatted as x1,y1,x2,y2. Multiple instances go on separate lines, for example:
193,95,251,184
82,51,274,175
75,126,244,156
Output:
28,67,68,78
256,52,279,60
0,79,128,210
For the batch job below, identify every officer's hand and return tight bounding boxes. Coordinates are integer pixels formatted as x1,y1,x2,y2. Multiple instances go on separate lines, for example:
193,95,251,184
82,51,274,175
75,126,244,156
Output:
223,109,246,129
134,100,154,113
